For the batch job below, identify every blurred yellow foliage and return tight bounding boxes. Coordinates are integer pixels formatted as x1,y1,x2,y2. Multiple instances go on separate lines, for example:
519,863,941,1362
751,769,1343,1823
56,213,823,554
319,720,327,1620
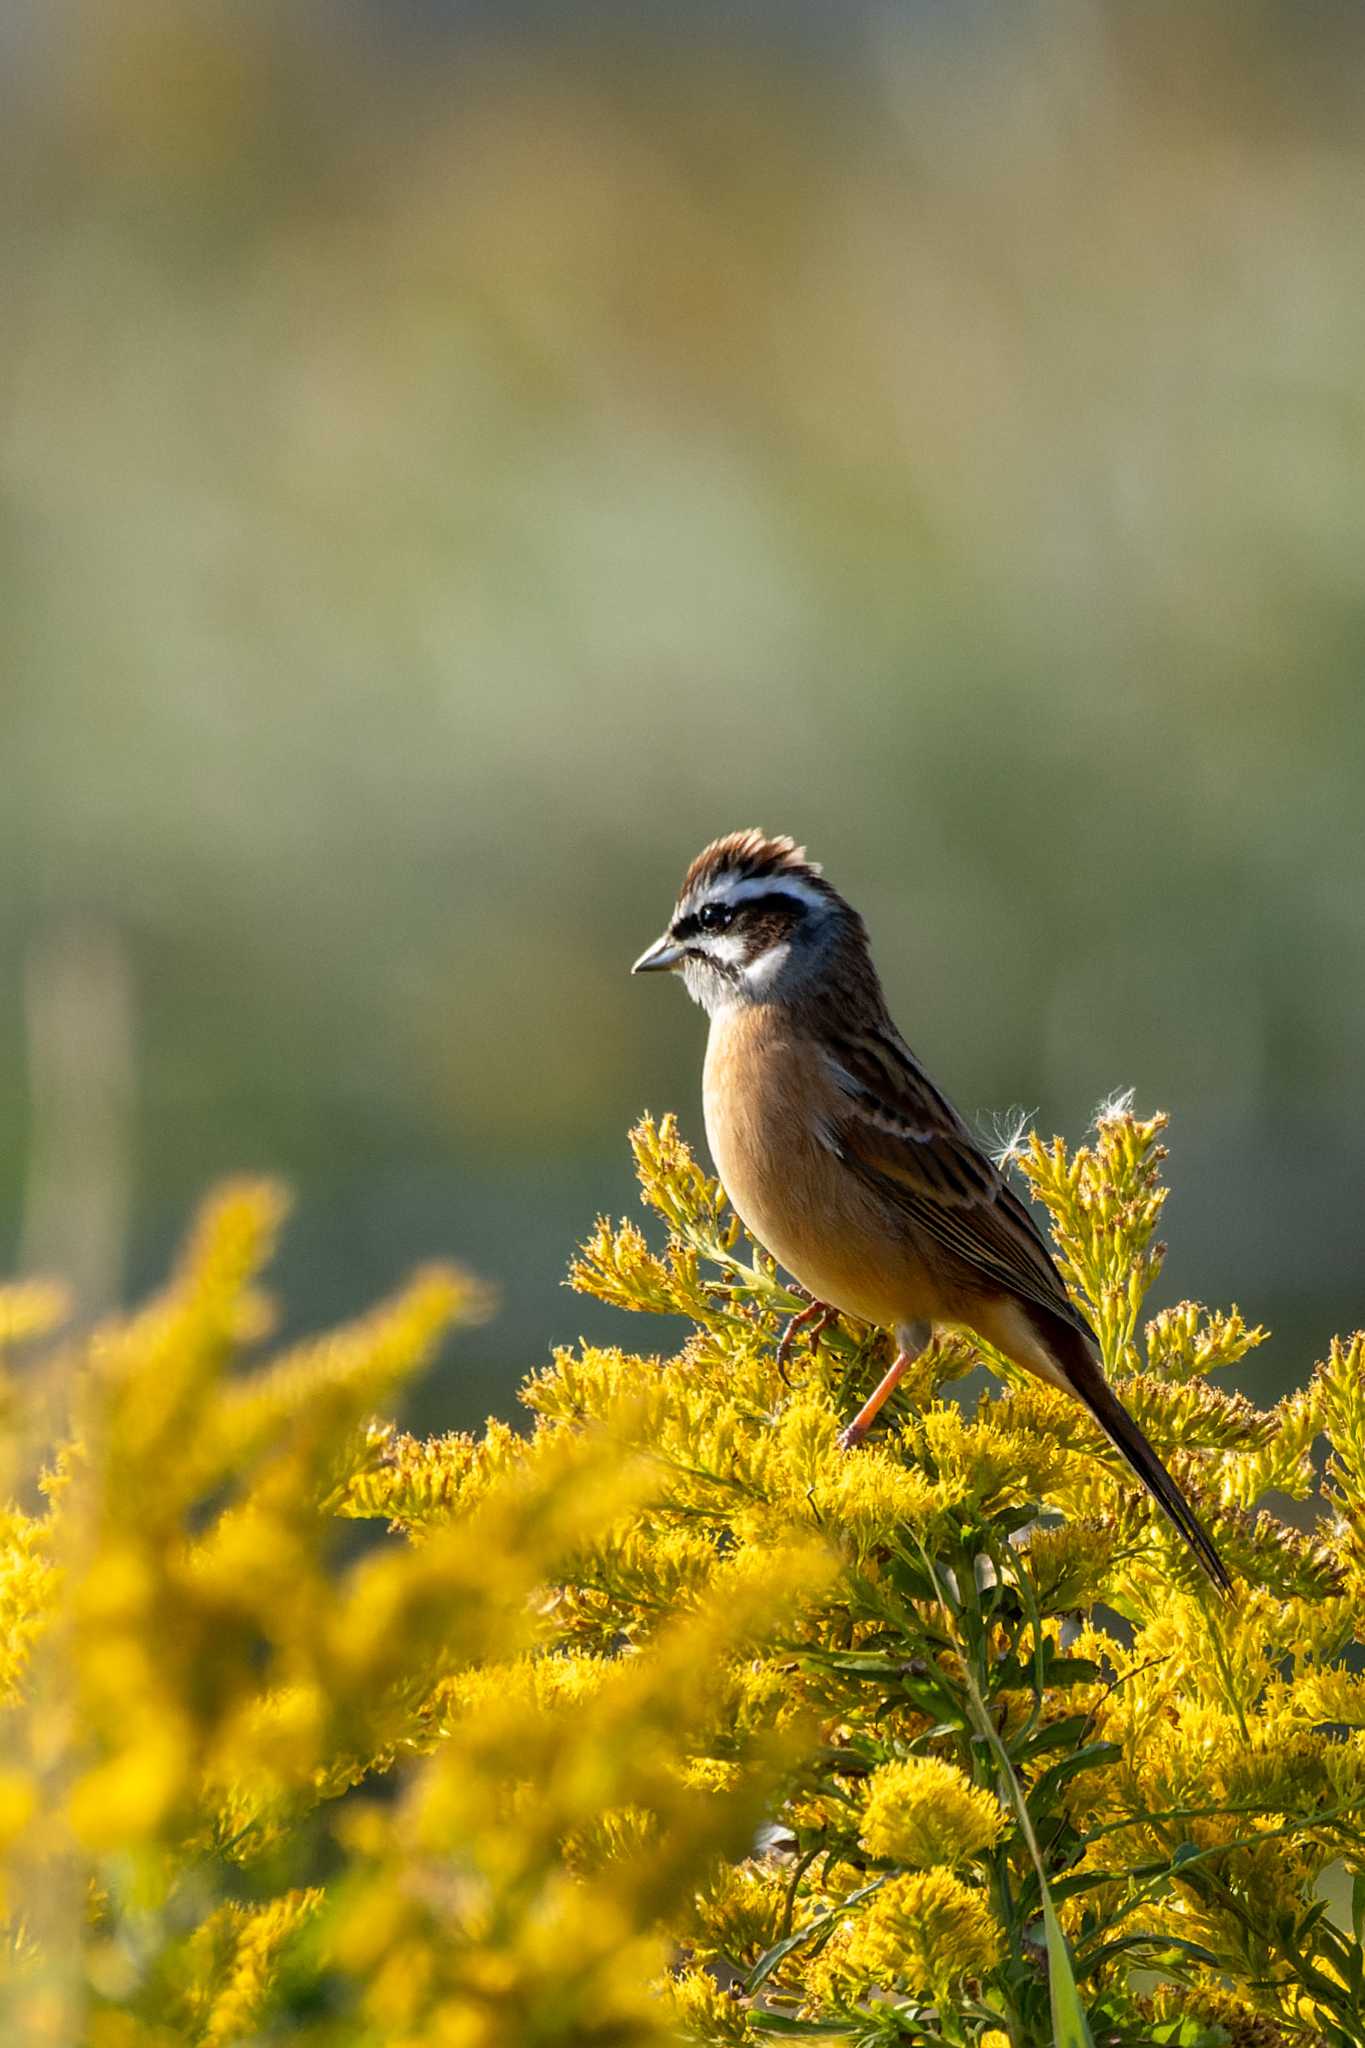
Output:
4,1107,1365,2044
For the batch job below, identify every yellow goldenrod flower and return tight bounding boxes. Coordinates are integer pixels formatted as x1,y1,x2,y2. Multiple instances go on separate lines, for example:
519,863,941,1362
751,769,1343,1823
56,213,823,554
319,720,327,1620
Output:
830,1869,1001,1997
859,1754,1006,1868
195,1890,323,2047
690,1860,790,1970
1020,1518,1120,1610
661,1964,755,2044
5,1107,1365,2044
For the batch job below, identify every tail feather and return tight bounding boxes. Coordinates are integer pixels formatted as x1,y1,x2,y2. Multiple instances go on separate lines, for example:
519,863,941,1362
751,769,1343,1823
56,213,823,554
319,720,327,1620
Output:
1038,1314,1233,1596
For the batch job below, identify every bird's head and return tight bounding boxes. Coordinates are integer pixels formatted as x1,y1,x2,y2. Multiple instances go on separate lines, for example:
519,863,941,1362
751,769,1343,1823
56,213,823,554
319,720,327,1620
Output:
632,830,859,1015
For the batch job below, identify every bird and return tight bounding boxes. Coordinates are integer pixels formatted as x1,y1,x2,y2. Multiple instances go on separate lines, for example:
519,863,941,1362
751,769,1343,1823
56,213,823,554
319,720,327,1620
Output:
631,828,1231,1593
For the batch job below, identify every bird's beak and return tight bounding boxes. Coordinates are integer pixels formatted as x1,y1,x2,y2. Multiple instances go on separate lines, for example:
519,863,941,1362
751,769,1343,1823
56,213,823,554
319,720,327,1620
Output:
632,932,685,975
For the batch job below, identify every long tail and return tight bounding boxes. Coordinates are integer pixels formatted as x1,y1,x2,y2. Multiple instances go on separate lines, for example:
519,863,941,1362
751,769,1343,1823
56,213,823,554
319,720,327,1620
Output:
1037,1312,1233,1595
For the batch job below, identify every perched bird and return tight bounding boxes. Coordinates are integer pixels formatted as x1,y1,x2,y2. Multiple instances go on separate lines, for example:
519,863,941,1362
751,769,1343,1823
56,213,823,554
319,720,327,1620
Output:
632,829,1230,1593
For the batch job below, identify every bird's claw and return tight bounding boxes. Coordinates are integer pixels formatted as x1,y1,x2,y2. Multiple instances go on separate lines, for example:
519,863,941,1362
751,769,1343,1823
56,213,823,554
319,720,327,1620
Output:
775,1297,836,1386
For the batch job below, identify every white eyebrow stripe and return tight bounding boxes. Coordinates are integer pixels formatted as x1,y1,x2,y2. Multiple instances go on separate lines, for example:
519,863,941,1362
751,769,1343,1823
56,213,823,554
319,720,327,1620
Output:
680,873,827,918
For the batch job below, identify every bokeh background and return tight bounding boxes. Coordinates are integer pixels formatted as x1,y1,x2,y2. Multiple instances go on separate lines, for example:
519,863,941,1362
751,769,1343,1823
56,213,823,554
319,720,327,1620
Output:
4,0,1363,1430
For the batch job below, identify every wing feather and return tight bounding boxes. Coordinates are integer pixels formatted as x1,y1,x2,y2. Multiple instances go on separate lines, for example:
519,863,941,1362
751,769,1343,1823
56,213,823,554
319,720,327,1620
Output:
823,1028,1091,1337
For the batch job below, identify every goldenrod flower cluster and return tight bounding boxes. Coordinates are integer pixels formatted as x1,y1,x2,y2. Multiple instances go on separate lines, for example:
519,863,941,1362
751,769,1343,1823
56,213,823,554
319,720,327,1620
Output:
2,1106,1365,2046
807,1869,1003,2006
860,1756,1005,1869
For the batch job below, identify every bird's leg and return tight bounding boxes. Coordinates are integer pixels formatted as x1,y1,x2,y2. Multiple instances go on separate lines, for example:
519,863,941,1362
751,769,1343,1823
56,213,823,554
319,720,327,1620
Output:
838,1321,931,1450
775,1291,836,1386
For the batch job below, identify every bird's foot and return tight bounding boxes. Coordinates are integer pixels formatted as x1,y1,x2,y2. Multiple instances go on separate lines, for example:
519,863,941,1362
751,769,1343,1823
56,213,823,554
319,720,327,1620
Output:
775,1296,836,1386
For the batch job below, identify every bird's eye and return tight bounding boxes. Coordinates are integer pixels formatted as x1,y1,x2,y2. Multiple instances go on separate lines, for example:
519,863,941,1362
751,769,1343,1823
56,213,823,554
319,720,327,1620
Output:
698,902,734,934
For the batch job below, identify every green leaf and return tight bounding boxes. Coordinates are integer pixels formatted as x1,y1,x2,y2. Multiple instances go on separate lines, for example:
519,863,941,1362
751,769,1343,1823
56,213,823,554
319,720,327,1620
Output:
1039,1654,1103,1687
1041,1894,1096,2048
745,1878,887,1995
805,1652,913,1678
1048,1867,1122,1907
1013,1713,1093,1764
1028,1741,1123,1816
748,2015,861,2037
745,1921,837,1995
1074,1930,1222,1977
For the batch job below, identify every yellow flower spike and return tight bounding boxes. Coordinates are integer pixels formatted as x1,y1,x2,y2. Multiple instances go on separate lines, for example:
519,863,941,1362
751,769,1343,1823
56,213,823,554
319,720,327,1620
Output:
772,1391,842,1489
834,1868,1001,1997
1016,1103,1170,1367
64,1194,268,1486
630,1113,732,1235
807,1450,950,1558
662,1964,756,2045
13,1112,1365,2043
1150,1983,1302,2045
675,1756,743,1796
0,1505,61,1706
521,1344,643,1427
441,1650,609,1726
196,1889,323,2047
337,1421,495,1529
221,1261,475,1464
690,1859,791,1969
1227,1382,1322,1505
1144,1300,1269,1385
912,1402,1065,1503
569,1215,687,1316
1288,1667,1365,1729
859,1755,1006,1868
565,1802,661,1876
785,1786,854,1839
1021,1518,1121,1610
203,1679,327,1814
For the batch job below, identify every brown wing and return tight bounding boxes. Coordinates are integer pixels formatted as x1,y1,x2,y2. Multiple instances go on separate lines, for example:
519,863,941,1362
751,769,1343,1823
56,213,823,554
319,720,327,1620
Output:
821,1026,1093,1339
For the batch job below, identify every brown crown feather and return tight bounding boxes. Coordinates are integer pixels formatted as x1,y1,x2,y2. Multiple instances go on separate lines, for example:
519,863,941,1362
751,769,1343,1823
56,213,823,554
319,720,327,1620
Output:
679,829,829,905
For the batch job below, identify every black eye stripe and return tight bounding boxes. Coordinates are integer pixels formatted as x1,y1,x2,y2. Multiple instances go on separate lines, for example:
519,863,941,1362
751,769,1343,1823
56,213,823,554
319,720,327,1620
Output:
722,891,809,920
671,890,809,941
671,904,733,940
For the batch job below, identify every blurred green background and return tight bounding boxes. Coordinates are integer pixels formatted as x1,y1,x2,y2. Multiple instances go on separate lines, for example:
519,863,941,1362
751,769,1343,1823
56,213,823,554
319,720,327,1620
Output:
4,0,1363,1428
